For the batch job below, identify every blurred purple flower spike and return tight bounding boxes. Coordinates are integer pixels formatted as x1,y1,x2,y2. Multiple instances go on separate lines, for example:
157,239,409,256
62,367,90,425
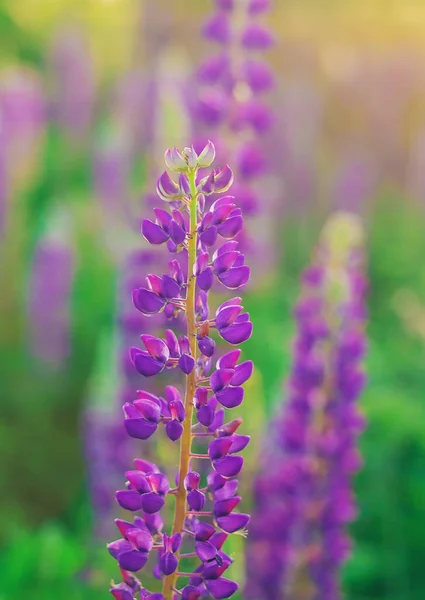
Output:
245,212,368,600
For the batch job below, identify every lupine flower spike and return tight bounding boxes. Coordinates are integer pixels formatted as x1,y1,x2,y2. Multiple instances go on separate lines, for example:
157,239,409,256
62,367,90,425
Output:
108,142,253,600
246,212,368,600
196,0,274,227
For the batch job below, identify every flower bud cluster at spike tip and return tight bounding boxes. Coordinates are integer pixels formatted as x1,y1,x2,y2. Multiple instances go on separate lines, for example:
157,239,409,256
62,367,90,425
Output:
194,0,274,226
108,141,253,600
245,212,368,600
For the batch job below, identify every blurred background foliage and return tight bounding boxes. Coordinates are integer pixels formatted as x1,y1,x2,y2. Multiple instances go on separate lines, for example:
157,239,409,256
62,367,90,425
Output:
0,1,425,599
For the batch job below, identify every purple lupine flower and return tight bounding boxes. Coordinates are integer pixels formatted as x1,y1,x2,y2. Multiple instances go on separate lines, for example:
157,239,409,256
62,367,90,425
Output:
0,67,45,206
245,212,367,600
26,210,74,368
108,142,252,599
49,24,95,141
194,0,275,255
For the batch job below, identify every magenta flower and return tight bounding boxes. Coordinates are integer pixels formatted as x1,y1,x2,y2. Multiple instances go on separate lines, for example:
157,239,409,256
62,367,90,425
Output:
245,213,368,600
108,143,252,599
195,0,274,224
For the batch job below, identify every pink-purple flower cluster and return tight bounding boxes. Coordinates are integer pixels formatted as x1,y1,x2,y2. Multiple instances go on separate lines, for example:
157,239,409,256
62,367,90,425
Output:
195,0,274,220
245,214,367,600
108,142,253,600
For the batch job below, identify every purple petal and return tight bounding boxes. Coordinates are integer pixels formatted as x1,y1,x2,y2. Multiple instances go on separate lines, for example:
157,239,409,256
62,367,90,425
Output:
200,225,218,247
117,549,148,572
208,407,225,432
107,539,131,559
157,170,180,198
243,59,274,92
214,165,234,193
216,514,250,534
197,404,215,427
133,288,165,315
205,578,238,599
195,540,217,562
220,321,253,345
236,144,265,179
165,329,180,357
229,434,250,453
115,490,143,512
182,586,202,600
195,521,216,541
249,0,271,13
219,266,250,289
196,91,228,127
214,496,241,517
208,437,233,460
142,219,169,244
197,54,228,85
161,274,180,299
147,472,170,494
133,353,164,377
141,492,165,514
215,0,234,9
213,251,239,273
203,13,230,44
124,418,158,440
213,456,244,477
171,532,182,552
231,360,253,385
133,398,161,422
125,470,151,493
210,368,235,392
141,335,169,361
159,552,178,576
127,528,154,552
185,471,201,490
110,583,134,600
153,207,172,230
216,349,241,369
216,305,241,329
166,419,184,442
170,220,186,245
217,216,243,239
213,479,239,502
187,489,206,511
197,267,214,291
198,336,216,358
210,532,228,550
242,24,274,49
218,296,242,310
178,353,195,375
216,386,244,409
133,458,159,473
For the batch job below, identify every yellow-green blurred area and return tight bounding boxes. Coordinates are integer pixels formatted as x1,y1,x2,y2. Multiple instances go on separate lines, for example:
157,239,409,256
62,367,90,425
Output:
0,1,425,599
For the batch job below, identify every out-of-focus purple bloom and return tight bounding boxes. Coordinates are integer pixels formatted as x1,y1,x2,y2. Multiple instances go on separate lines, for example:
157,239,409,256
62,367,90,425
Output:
0,67,45,197
49,25,95,141
194,0,275,257
246,212,368,600
27,211,74,368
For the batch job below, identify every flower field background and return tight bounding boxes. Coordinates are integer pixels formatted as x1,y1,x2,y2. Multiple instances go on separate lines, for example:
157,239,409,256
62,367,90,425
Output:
0,1,425,599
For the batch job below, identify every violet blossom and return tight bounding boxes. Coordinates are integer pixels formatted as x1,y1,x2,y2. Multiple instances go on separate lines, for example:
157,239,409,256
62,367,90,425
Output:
108,142,253,599
27,209,74,368
194,0,275,243
245,212,368,600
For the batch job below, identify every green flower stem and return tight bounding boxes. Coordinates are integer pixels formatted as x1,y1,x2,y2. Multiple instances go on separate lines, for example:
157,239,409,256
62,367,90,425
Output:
162,169,199,599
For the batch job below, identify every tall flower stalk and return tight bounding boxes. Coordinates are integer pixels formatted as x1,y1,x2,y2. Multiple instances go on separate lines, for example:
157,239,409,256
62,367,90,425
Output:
246,212,367,600
108,142,253,600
